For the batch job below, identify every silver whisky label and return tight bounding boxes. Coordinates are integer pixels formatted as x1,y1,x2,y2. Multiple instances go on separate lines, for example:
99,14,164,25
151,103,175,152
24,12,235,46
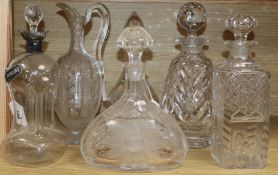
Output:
5,64,22,82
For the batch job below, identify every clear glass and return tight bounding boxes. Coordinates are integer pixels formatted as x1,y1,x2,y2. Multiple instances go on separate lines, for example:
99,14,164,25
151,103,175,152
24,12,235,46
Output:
102,11,159,110
161,2,213,148
0,5,67,167
211,14,270,169
54,3,110,144
80,20,187,171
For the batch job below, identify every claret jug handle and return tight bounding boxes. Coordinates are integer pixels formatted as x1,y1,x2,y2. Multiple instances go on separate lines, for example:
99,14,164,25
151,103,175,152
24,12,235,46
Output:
85,4,110,101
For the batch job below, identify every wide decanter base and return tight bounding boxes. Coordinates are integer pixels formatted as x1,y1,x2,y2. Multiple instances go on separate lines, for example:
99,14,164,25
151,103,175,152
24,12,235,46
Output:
66,130,82,145
0,127,67,167
90,160,182,172
81,117,187,172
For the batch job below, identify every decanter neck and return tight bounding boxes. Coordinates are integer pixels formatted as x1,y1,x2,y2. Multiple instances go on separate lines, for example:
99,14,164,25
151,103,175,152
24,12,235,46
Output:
69,27,86,52
179,36,207,54
122,64,146,100
26,40,42,53
125,79,145,99
226,41,255,60
20,31,46,53
127,48,143,64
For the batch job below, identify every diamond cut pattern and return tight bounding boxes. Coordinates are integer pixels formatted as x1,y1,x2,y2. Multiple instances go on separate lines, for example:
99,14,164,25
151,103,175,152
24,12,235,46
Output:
213,70,270,167
162,52,213,139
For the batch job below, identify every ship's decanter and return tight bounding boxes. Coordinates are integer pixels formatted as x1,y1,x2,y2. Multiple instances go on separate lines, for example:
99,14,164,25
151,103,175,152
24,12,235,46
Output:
80,18,187,171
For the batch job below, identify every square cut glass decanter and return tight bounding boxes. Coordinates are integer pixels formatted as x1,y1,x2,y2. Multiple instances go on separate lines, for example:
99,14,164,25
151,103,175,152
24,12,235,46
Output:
1,5,67,167
161,2,213,148
80,18,187,171
211,15,270,169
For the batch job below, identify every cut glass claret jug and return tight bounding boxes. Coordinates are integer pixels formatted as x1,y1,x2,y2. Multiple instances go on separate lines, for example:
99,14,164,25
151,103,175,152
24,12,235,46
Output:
80,19,188,171
161,2,213,148
0,4,67,167
102,11,159,110
211,15,270,169
54,3,110,144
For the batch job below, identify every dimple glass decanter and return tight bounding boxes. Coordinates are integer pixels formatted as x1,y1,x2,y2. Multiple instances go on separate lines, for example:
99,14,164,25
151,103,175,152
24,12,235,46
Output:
80,20,187,171
1,4,67,167
102,11,159,109
54,3,110,144
161,2,213,148
211,15,270,169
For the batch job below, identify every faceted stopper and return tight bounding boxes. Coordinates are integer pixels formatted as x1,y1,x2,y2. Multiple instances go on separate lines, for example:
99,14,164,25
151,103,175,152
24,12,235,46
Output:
177,2,207,36
22,4,45,40
22,4,46,52
225,14,256,41
124,11,144,28
116,12,153,51
24,4,43,34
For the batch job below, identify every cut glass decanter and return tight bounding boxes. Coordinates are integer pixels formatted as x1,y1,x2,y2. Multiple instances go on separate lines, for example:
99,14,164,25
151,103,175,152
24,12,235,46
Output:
161,2,213,148
0,4,67,167
211,15,270,169
54,3,110,144
102,11,159,110
80,19,187,171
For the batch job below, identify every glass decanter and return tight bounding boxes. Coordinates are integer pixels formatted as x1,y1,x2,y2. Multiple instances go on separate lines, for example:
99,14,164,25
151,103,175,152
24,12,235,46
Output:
80,21,187,171
161,2,213,148
54,3,110,144
1,4,67,167
102,11,159,110
211,15,270,169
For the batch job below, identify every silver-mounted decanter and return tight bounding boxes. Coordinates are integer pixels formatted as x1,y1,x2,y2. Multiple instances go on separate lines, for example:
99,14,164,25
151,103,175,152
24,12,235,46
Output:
1,4,67,167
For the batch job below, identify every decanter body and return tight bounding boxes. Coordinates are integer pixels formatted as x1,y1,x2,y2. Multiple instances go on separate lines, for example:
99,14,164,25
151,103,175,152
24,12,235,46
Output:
1,5,67,166
103,12,159,109
81,21,187,171
161,2,213,148
54,3,110,144
211,15,270,169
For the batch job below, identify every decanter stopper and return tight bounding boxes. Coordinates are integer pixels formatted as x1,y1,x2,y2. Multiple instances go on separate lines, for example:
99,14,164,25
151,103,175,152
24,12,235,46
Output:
24,4,43,34
21,4,46,52
116,12,153,64
102,11,159,110
177,2,207,36
225,14,256,41
124,11,144,28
